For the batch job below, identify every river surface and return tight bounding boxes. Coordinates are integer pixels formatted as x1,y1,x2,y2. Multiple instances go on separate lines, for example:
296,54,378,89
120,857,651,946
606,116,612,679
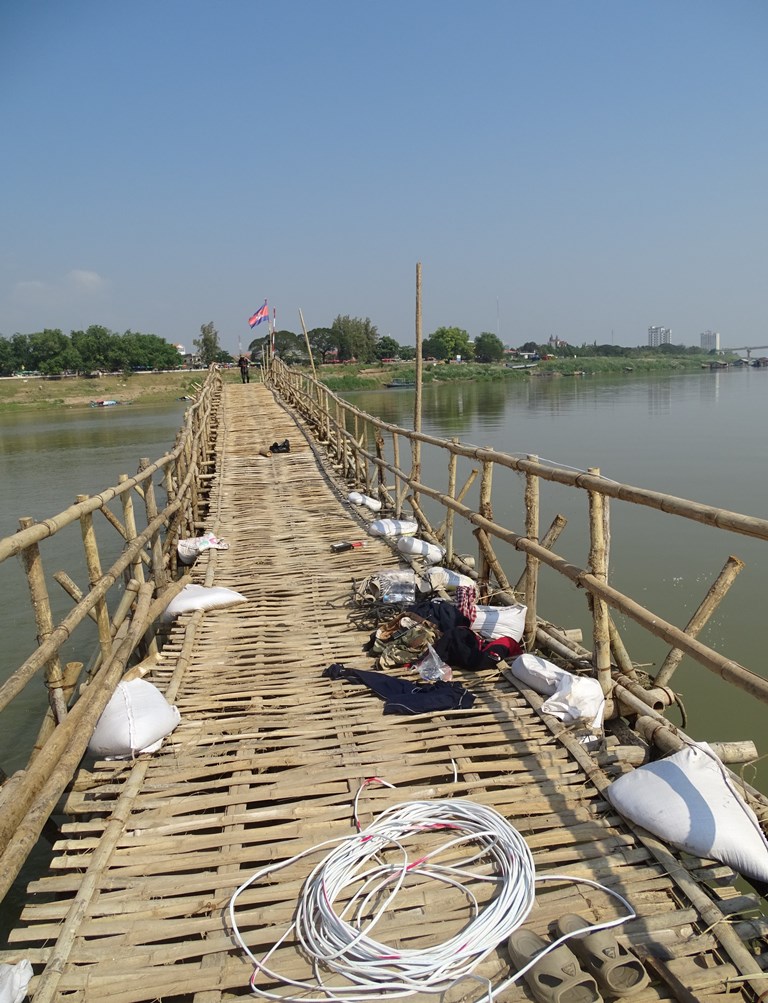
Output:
1,371,766,786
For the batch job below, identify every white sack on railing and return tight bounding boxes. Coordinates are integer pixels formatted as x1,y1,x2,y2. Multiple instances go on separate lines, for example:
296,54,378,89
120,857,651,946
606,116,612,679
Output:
367,519,418,538
0,960,33,1003
347,491,382,512
508,653,605,729
420,567,474,592
606,742,768,883
471,604,527,641
177,531,230,566
161,583,247,622
88,678,180,759
396,536,445,565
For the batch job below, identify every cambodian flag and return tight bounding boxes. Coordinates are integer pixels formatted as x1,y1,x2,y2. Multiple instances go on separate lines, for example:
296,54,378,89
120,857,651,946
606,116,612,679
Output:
248,301,268,328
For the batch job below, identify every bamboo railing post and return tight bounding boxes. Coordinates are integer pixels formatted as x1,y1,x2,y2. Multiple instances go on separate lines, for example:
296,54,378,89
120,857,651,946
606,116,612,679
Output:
392,432,403,518
118,473,147,585
29,661,83,764
298,307,318,380
76,496,115,672
477,460,494,600
375,427,386,501
18,517,67,724
587,467,612,694
523,457,540,649
445,444,458,563
138,459,167,590
655,554,745,687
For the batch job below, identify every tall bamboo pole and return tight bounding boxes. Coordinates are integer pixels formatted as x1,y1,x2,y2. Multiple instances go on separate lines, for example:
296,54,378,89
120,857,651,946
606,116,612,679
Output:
523,457,540,648
298,308,318,380
412,262,423,505
587,467,612,694
445,445,458,563
477,460,494,600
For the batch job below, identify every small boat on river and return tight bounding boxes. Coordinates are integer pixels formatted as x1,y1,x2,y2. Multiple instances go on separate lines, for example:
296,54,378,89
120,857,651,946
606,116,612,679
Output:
385,378,416,388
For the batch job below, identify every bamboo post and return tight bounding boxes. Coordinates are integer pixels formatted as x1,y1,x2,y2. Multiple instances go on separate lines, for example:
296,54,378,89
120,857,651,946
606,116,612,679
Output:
435,467,479,543
473,527,514,597
375,427,386,502
18,517,67,724
118,474,148,583
607,614,638,680
412,262,423,507
587,467,612,694
445,444,458,563
392,432,403,518
523,456,540,649
138,459,167,590
477,460,494,601
76,496,115,672
655,554,745,687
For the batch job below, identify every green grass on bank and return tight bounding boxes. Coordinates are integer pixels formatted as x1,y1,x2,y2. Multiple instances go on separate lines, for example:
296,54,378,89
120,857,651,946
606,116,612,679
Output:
0,370,209,412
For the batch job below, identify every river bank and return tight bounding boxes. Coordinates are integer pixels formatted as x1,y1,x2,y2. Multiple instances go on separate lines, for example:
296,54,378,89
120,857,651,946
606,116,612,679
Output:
0,370,211,411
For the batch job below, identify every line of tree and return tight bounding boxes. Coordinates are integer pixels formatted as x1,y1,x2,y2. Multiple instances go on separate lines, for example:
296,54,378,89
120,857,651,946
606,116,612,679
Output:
0,326,184,377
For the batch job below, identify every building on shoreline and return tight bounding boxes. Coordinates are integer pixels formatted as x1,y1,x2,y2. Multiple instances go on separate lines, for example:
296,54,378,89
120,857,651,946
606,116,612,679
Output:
700,330,721,352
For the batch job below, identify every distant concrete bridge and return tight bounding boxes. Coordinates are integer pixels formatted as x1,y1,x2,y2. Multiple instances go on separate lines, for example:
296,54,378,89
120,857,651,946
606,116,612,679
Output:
722,344,768,359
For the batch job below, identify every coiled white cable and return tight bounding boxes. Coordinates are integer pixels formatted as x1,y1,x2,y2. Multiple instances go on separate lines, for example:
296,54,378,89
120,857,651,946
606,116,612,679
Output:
229,797,634,1002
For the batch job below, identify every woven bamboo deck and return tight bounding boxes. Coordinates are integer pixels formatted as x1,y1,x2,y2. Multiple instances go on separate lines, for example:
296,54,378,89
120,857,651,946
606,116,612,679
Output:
6,382,766,1002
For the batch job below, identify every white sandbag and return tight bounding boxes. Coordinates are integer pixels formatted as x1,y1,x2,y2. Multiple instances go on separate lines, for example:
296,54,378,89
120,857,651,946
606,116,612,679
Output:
0,960,33,1003
177,531,230,566
508,653,565,695
367,519,418,538
421,566,474,591
606,743,768,883
88,678,180,759
161,583,247,622
541,673,605,730
471,604,527,641
347,491,382,512
396,536,445,565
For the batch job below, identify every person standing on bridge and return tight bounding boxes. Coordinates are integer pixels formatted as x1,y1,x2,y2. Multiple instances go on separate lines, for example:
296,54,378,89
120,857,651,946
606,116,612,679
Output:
238,354,250,384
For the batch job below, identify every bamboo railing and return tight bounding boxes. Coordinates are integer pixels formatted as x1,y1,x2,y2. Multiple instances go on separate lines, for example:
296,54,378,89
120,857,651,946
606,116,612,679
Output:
0,369,222,900
265,357,768,713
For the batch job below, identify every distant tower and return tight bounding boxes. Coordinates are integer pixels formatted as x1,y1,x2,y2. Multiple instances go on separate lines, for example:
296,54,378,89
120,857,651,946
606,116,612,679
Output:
700,330,720,352
648,326,671,347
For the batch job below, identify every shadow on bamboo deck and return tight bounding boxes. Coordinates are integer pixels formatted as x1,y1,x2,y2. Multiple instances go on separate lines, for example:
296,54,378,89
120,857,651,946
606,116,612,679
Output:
3,382,766,1002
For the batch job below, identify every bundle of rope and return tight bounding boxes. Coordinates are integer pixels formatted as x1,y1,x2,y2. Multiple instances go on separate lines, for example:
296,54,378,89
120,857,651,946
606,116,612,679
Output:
230,798,633,1002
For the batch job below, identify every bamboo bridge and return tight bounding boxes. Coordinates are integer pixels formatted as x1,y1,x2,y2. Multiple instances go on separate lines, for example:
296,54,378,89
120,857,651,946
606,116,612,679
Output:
2,365,768,1002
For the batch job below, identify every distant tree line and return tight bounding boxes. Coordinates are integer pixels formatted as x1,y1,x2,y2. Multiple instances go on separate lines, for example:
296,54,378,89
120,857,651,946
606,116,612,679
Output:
0,326,183,377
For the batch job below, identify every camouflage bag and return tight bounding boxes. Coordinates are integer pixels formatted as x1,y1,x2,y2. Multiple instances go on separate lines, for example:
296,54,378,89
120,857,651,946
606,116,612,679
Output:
373,612,439,670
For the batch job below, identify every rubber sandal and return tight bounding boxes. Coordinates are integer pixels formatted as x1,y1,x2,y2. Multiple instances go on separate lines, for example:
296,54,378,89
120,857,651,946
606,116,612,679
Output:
508,928,603,1003
555,914,650,998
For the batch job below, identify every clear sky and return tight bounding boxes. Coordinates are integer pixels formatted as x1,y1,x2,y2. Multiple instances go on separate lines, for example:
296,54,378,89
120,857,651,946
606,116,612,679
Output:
1,1,766,353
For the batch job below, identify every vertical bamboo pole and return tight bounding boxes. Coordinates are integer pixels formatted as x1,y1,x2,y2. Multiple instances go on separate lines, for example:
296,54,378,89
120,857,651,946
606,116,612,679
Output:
375,427,386,501
119,474,146,585
523,456,540,649
298,307,318,380
138,460,167,590
77,496,114,671
587,467,612,694
655,554,745,687
392,432,403,518
412,262,423,508
477,460,494,600
445,444,458,564
18,517,67,724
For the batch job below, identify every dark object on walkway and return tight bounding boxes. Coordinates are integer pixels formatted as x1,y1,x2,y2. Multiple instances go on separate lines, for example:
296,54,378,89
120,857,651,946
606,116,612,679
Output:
555,913,649,998
433,626,522,671
322,663,475,715
269,439,291,453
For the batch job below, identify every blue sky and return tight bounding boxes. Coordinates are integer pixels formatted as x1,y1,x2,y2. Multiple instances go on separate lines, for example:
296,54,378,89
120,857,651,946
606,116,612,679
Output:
1,1,766,353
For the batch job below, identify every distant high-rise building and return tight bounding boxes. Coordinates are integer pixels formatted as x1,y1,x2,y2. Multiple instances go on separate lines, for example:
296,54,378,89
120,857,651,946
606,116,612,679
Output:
700,330,720,352
648,326,672,347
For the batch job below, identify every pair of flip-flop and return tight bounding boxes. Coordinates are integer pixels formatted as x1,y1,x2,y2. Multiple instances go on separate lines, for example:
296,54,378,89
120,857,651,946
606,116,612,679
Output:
508,913,649,1003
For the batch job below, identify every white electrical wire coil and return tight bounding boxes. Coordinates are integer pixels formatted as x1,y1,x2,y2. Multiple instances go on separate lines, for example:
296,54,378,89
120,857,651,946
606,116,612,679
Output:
229,797,635,1003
